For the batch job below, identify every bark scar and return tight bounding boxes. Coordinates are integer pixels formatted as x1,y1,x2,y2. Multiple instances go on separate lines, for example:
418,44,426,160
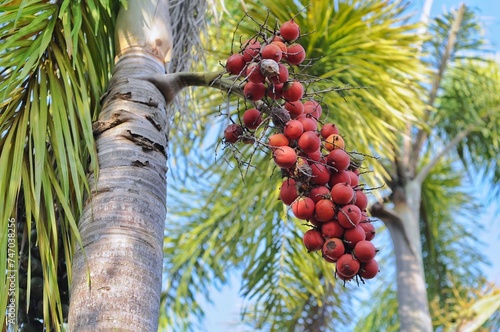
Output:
145,114,162,131
125,130,166,155
131,160,150,167
92,112,129,136
112,91,132,101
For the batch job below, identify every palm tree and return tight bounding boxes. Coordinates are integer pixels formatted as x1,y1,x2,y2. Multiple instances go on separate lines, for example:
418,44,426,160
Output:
1,0,210,330
2,1,499,332
161,0,500,331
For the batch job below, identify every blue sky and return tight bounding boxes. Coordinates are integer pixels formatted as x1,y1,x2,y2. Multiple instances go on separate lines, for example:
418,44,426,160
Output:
198,1,500,331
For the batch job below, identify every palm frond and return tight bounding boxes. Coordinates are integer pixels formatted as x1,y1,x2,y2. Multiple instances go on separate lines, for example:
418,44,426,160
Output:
435,59,500,199
430,278,500,331
422,4,499,195
424,4,485,69
419,155,489,308
0,0,116,328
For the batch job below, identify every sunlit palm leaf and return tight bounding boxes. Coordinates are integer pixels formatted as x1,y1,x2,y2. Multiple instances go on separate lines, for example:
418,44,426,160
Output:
429,278,500,330
435,60,500,198
0,0,116,328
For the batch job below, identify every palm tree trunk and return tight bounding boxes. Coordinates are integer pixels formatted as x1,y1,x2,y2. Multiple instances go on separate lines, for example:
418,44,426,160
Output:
68,1,173,330
371,181,433,332
392,182,432,332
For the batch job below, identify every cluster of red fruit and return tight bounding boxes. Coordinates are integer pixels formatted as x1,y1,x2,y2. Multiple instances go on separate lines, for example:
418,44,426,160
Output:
222,18,379,283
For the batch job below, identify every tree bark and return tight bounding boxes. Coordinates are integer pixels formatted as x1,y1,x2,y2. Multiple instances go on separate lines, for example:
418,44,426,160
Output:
68,1,173,330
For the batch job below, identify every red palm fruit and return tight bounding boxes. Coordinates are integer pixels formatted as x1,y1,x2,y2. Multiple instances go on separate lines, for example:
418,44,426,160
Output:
292,197,315,220
224,124,243,143
344,225,366,247
310,163,330,186
226,54,246,75
347,170,359,187
242,39,261,62
284,101,304,118
336,254,361,278
243,82,266,101
354,190,368,211
307,149,322,161
271,40,287,54
298,131,321,154
353,240,377,263
267,83,283,100
337,272,354,282
273,146,297,169
261,43,282,62
303,101,322,119
331,183,354,205
284,119,304,140
242,108,263,130
338,204,362,229
321,221,345,239
303,229,324,252
326,149,350,172
308,186,330,203
322,238,345,262
269,133,289,147
359,259,379,279
279,178,298,205
320,123,340,139
280,19,300,42
324,134,345,151
360,222,376,241
314,199,336,222
272,35,285,42
297,117,317,132
329,170,352,187
323,255,336,263
271,63,289,84
282,81,304,102
286,43,306,65
246,63,265,83
309,215,322,227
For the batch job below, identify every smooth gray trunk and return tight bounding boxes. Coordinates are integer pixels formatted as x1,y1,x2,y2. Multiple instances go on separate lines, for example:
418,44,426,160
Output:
68,1,173,330
390,181,432,332
68,51,169,332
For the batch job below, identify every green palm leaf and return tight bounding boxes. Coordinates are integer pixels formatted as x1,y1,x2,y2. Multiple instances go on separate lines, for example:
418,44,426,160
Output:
436,60,500,198
420,155,488,307
0,0,116,328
